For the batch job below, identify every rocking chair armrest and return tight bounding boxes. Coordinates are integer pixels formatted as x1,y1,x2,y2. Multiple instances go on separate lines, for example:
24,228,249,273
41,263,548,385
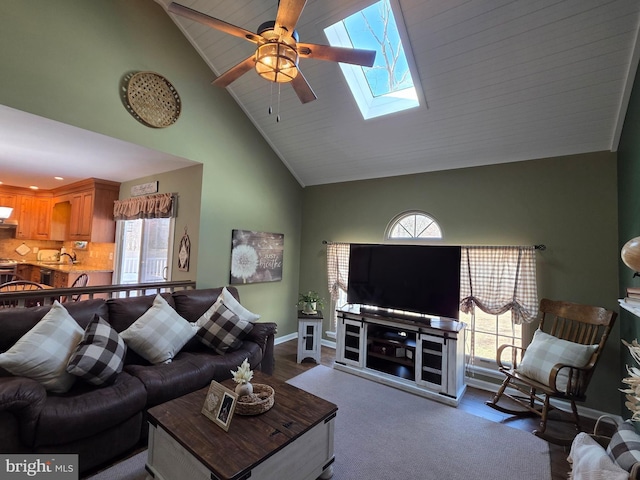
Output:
496,344,526,370
549,363,591,394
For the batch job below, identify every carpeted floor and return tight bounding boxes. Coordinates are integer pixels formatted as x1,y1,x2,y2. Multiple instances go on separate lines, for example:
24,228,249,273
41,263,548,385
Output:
86,365,551,480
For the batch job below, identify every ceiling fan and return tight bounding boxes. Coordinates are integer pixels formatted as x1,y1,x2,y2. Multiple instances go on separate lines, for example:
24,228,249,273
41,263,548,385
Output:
167,1,376,104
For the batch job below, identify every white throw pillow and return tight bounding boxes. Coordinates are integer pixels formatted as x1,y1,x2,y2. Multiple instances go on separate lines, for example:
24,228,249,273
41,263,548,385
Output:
518,329,597,392
0,301,83,393
222,287,260,323
120,294,197,364
568,432,628,480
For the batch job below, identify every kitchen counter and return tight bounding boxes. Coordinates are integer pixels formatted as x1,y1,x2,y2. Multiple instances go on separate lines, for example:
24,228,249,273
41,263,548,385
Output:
22,261,113,274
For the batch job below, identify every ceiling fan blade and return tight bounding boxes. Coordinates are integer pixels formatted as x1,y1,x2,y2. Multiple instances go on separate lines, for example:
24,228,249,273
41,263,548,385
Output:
291,71,317,104
298,43,376,67
275,0,307,37
167,2,260,43
212,56,257,88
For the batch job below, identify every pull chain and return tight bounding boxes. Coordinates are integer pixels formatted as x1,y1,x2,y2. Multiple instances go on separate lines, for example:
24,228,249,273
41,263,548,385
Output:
277,83,281,123
268,82,273,116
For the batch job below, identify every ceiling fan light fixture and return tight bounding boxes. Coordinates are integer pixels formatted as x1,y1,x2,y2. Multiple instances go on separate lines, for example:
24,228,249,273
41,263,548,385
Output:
255,41,299,83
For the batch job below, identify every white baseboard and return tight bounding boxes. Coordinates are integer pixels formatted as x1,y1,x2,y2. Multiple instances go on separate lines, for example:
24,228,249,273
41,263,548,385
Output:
275,332,297,345
275,332,337,349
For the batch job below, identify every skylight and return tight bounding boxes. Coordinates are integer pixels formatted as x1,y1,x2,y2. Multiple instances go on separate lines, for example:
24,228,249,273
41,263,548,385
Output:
324,0,421,120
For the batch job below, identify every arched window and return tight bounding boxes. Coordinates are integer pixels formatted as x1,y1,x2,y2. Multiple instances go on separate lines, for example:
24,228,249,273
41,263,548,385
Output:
385,211,442,240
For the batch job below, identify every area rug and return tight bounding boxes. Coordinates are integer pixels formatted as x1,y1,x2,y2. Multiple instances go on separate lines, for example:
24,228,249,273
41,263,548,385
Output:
85,366,551,480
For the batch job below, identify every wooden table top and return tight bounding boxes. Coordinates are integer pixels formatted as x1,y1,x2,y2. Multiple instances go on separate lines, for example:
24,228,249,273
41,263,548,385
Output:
147,371,338,480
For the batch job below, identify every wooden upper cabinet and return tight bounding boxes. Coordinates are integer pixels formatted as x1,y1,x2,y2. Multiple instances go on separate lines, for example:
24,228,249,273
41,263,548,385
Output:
69,190,94,240
30,196,52,240
0,179,119,242
55,179,120,243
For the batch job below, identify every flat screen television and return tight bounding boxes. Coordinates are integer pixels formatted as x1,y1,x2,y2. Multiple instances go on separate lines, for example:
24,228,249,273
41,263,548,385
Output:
347,244,461,319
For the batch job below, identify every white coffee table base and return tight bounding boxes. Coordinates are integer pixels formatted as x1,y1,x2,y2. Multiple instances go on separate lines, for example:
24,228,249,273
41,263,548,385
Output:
146,414,336,480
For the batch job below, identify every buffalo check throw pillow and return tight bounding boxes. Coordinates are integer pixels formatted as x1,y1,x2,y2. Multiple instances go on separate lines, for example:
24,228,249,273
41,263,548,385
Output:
120,294,196,364
607,420,640,472
517,329,597,392
0,301,83,393
196,301,253,354
67,315,127,386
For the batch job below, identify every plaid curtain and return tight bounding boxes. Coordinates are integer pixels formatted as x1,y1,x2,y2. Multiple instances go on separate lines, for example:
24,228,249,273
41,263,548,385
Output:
459,246,538,324
326,242,350,301
326,242,350,331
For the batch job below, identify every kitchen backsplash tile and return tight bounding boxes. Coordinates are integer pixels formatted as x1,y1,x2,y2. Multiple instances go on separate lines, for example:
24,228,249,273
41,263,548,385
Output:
0,229,114,270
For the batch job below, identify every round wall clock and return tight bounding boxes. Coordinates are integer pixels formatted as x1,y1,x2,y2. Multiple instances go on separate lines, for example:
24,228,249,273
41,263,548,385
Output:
124,71,181,128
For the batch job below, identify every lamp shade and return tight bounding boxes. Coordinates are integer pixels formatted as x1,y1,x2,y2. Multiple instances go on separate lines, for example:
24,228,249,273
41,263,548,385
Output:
622,236,640,272
255,41,298,83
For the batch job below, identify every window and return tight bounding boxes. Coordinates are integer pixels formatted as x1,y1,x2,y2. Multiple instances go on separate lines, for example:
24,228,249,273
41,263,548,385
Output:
459,309,522,368
113,192,176,288
460,246,538,371
114,217,173,285
386,211,442,240
324,0,422,119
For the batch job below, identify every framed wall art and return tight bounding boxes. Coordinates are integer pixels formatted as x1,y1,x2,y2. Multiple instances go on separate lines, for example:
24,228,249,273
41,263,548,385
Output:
230,230,283,284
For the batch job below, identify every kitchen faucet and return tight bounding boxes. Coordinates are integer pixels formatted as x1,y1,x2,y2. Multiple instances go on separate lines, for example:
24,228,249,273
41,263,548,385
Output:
60,251,77,264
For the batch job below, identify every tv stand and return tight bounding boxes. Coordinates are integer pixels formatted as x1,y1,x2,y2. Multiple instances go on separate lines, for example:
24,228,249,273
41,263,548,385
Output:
335,305,466,406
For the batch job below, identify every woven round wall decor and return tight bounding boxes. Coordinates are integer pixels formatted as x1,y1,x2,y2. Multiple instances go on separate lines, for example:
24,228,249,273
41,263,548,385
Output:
125,71,181,128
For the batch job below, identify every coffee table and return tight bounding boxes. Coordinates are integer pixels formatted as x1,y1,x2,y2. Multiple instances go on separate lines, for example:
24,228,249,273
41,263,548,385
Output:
145,371,338,480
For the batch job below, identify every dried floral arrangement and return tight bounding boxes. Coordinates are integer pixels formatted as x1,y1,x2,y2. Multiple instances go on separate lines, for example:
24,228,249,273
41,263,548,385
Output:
621,339,640,421
231,358,254,385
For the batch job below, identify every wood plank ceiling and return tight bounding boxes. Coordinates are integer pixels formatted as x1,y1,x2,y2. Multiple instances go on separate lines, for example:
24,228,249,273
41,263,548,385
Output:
156,0,640,186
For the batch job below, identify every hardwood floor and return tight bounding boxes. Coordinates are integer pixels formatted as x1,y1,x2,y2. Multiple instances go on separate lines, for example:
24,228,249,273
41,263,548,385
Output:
274,339,599,480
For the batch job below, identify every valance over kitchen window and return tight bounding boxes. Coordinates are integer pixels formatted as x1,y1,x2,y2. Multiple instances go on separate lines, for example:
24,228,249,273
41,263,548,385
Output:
113,193,176,220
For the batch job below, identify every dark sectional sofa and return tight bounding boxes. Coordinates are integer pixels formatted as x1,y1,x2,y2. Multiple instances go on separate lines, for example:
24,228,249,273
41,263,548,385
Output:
0,287,277,474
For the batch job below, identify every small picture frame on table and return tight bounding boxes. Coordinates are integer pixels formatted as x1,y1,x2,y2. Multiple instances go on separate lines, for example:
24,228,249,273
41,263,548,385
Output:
201,381,238,431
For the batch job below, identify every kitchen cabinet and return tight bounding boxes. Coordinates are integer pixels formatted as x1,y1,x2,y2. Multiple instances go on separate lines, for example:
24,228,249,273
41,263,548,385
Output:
53,270,68,288
0,186,52,240
16,264,31,281
52,179,120,242
15,195,32,239
15,195,51,240
54,270,112,288
29,266,41,283
69,190,94,240
30,197,52,240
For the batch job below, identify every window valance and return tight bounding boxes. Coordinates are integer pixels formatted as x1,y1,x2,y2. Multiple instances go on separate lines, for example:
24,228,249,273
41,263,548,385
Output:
113,193,175,220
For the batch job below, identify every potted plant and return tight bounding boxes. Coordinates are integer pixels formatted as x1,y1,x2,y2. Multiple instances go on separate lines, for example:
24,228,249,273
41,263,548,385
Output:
298,290,325,315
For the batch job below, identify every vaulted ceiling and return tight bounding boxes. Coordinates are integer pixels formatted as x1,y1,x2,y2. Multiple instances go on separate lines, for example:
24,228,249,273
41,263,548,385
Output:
1,1,638,191
156,0,640,186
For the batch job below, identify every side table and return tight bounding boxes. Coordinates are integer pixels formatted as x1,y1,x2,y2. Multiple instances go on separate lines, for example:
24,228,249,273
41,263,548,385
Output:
297,310,323,363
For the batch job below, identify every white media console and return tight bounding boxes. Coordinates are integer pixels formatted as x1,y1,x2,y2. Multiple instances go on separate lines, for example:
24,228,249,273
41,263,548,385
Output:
335,305,466,406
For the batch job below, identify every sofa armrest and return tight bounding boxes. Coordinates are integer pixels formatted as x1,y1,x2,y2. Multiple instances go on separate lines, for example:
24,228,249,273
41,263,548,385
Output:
0,376,47,447
246,322,277,375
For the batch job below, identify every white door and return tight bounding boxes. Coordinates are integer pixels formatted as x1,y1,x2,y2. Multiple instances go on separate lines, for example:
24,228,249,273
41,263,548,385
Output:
114,218,174,284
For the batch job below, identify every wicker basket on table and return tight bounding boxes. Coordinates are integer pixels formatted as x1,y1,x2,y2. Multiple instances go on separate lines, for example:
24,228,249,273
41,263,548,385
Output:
235,384,275,415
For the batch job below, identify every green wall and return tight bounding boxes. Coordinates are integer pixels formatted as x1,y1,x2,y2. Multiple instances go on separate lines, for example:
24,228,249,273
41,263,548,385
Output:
617,65,640,417
0,0,303,336
300,152,620,414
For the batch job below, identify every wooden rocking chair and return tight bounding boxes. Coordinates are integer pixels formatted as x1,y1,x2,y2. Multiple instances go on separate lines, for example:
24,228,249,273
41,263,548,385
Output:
485,298,617,445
